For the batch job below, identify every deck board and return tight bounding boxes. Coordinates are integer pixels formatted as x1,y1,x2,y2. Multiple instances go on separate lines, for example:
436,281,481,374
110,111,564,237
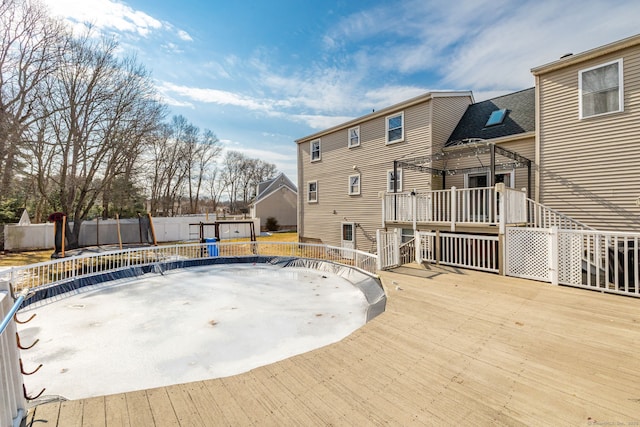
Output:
24,266,640,426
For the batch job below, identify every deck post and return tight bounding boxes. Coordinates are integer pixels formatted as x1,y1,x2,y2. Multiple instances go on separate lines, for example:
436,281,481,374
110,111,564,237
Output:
376,229,382,271
549,226,559,285
497,183,505,235
435,229,441,265
412,190,417,232
450,187,457,232
498,234,505,276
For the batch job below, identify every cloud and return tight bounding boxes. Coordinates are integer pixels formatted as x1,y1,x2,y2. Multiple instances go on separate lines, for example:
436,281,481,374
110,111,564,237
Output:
43,0,163,37
177,30,193,42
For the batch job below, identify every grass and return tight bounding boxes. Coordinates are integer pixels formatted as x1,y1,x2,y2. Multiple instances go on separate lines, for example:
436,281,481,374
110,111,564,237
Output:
0,231,299,268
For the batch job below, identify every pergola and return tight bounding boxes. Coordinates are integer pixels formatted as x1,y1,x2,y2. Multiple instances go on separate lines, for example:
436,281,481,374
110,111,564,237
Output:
393,139,533,198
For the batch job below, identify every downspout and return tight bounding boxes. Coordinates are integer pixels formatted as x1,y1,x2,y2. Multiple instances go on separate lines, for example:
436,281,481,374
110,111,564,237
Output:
534,74,541,202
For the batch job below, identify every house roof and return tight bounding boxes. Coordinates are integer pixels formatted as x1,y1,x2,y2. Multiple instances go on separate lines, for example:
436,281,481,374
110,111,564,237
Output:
295,91,474,144
254,172,297,204
531,33,640,75
446,88,535,147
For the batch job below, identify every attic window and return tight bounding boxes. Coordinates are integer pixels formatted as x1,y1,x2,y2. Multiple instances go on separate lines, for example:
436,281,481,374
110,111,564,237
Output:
485,108,507,127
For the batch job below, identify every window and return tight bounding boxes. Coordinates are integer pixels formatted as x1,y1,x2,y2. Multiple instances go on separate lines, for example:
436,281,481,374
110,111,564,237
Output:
579,59,623,119
348,174,360,195
485,108,507,127
386,112,404,144
307,181,318,203
310,139,321,162
387,168,403,192
348,126,360,148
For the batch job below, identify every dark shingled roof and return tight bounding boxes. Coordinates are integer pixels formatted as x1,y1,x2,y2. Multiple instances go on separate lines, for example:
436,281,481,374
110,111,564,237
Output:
446,87,535,147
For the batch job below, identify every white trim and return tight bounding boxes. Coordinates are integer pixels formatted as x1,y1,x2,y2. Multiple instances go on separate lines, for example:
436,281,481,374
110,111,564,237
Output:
385,111,404,145
307,180,318,203
387,168,403,192
310,139,321,162
348,126,360,148
496,170,515,188
578,58,623,120
348,174,361,195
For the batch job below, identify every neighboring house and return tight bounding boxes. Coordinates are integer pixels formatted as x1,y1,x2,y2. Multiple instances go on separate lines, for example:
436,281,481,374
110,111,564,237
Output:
295,91,474,251
532,33,640,232
250,172,297,231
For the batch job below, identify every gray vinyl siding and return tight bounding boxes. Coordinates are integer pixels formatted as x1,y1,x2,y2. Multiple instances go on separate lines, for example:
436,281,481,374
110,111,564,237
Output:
254,188,297,229
431,96,474,152
538,44,640,231
298,98,471,250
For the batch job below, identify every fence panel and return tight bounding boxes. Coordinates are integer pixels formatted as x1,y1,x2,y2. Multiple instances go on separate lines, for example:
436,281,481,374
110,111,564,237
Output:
439,233,499,273
377,230,399,270
505,227,551,282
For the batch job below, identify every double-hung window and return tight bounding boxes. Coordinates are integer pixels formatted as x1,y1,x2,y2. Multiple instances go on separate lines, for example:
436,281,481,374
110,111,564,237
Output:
386,112,404,144
387,168,403,192
348,126,360,148
579,59,623,119
307,181,318,203
348,174,361,195
310,139,321,162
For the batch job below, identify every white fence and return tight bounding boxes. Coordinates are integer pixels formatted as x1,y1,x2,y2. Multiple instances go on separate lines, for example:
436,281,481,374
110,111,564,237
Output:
1,242,379,294
416,231,499,273
3,216,265,251
376,230,399,270
505,227,640,297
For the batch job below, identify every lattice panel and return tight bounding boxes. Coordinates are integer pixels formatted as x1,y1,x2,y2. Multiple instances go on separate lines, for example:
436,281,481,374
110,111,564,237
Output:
505,228,550,282
558,232,583,285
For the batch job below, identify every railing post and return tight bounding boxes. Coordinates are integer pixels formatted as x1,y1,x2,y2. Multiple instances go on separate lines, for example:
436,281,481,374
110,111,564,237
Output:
381,194,386,227
412,190,417,232
497,183,506,235
450,186,457,232
549,226,559,285
376,229,382,271
435,229,441,265
415,232,422,264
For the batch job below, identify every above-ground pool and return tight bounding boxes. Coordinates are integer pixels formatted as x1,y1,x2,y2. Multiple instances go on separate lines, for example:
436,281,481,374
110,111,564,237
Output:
17,258,385,400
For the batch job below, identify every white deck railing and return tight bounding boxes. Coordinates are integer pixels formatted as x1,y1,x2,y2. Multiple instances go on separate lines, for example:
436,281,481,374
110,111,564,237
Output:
384,185,590,233
526,199,593,230
416,231,499,273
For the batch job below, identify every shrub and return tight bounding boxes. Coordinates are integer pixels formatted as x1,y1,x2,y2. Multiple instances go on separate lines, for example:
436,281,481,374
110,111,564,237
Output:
265,216,279,231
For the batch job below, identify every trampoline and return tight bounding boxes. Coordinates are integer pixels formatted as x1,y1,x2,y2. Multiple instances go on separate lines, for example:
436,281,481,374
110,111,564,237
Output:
17,257,385,401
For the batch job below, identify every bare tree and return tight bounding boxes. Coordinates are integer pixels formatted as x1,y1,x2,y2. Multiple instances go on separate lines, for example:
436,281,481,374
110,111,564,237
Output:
220,151,277,213
0,0,67,203
34,32,163,245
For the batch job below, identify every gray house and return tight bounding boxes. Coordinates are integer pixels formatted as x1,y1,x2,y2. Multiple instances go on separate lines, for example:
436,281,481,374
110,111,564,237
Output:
250,172,297,231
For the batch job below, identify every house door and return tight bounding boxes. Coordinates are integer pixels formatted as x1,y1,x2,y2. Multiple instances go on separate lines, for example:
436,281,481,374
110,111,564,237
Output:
465,172,489,220
341,222,355,259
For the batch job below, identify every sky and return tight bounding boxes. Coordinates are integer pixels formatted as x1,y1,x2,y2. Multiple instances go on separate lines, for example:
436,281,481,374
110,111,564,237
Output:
41,0,640,181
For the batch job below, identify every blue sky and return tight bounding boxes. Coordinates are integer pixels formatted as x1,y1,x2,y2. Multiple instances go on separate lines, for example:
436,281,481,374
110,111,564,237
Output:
42,0,640,180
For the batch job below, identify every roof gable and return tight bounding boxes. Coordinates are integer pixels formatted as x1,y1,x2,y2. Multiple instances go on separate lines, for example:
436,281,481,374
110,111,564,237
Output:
446,88,535,146
255,172,297,202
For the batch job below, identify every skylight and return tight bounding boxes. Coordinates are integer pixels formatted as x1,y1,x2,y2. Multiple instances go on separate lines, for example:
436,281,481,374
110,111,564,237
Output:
485,108,507,127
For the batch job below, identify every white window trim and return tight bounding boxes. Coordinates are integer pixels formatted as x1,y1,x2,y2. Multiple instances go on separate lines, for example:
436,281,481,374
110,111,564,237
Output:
578,58,624,120
348,126,360,148
387,168,403,192
348,174,361,195
385,111,404,145
307,180,318,203
310,139,321,162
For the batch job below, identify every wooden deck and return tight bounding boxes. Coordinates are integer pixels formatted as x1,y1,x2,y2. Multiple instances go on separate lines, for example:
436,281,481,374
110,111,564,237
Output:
24,265,640,426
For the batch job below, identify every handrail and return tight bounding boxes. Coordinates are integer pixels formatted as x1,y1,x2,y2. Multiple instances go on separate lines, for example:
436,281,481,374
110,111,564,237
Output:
0,294,25,337
526,199,593,230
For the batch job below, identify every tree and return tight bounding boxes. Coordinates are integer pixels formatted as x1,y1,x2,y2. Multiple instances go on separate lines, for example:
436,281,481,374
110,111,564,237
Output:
220,151,277,213
0,0,67,205
33,32,164,245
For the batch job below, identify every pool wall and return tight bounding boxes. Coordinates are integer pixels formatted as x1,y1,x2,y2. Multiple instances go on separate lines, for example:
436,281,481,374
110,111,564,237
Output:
20,256,386,321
